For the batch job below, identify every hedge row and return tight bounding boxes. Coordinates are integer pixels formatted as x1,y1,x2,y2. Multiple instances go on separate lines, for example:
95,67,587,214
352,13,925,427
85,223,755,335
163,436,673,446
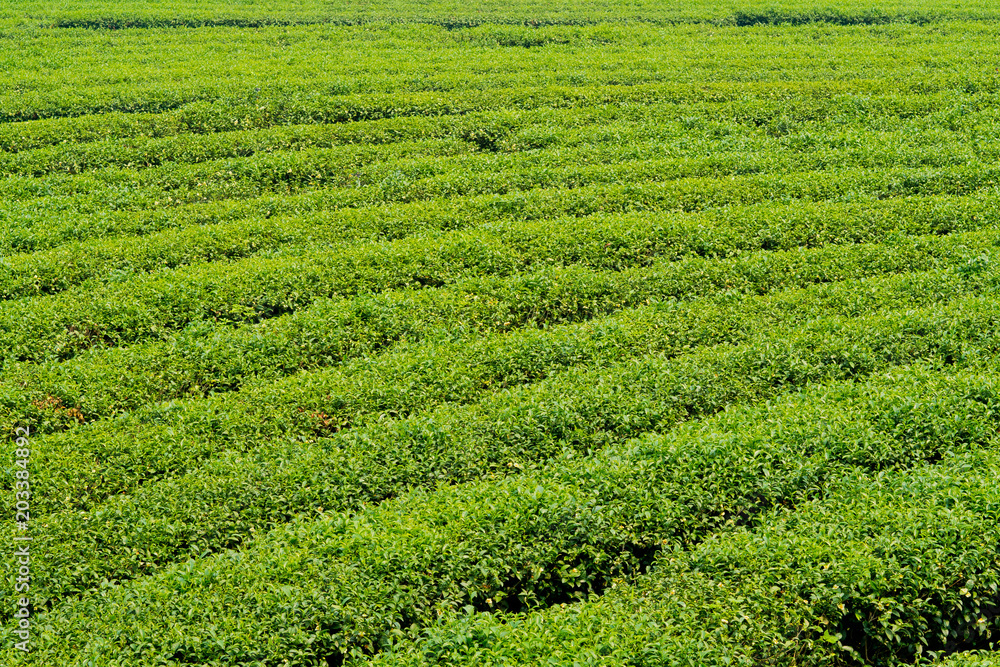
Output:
2,189,995,413
19,6,1000,32
0,84,986,157
4,122,996,212
3,176,997,300
10,156,998,251
5,21,998,125
260,159,1000,223
0,110,521,176
3,206,661,362
2,179,998,367
4,153,997,257
3,90,989,177
9,273,1000,617
4,225,996,435
9,252,1000,530
0,136,476,203
0,104,742,175
3,59,988,126
4,16,1000,667
368,442,1000,667
11,364,1000,664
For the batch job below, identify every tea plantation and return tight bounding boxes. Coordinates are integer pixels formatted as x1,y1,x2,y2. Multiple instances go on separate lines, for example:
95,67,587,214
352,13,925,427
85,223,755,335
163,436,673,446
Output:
2,0,1000,664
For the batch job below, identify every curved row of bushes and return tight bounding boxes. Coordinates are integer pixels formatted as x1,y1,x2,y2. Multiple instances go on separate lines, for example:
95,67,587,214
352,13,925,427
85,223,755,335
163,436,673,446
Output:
12,362,1000,664
7,266,1000,621
8,257,999,549
368,439,1000,666
4,225,995,431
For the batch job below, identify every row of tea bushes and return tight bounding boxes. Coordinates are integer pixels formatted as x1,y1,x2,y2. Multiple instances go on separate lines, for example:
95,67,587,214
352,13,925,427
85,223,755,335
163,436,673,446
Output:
4,225,996,435
14,364,1000,664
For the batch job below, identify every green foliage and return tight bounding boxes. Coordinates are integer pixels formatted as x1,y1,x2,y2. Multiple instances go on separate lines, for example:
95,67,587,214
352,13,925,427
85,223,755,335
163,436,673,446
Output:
5,0,1000,33
370,444,1000,666
13,244,1000,521
3,11,1000,667
11,365,1000,664
2,208,997,433
7,264,1000,623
